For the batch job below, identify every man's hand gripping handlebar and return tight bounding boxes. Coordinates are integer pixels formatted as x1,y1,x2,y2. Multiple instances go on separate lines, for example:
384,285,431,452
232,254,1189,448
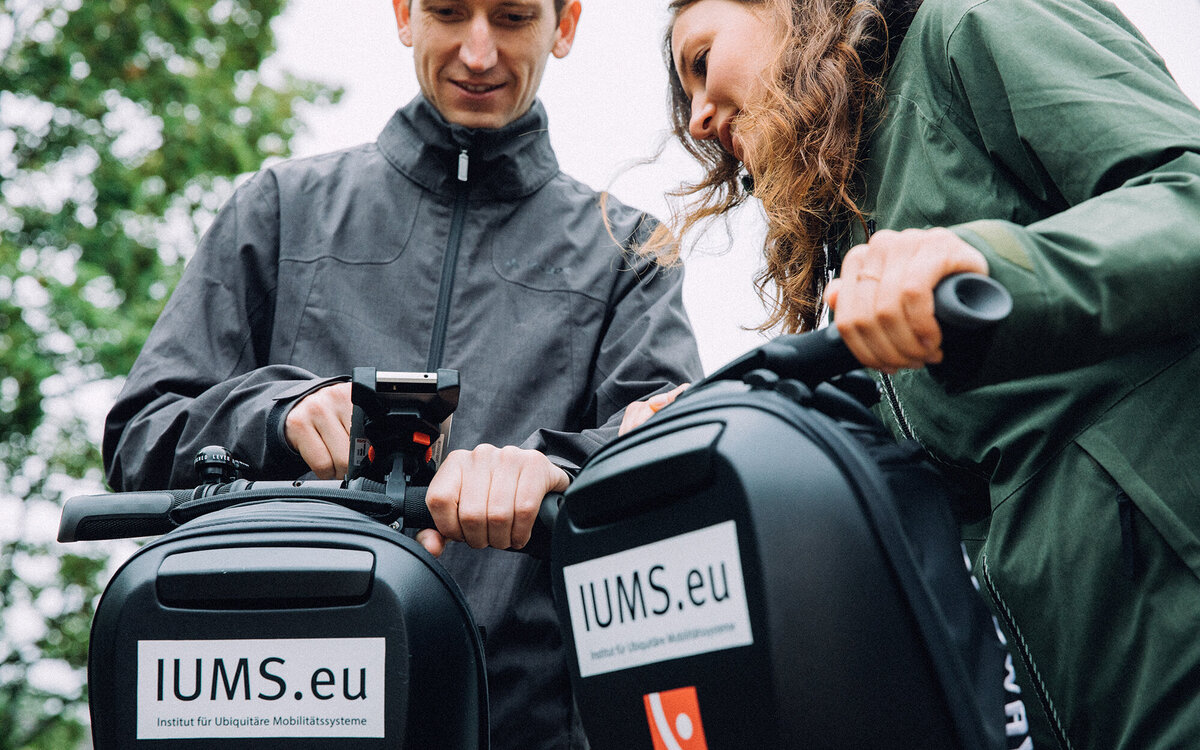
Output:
58,367,562,559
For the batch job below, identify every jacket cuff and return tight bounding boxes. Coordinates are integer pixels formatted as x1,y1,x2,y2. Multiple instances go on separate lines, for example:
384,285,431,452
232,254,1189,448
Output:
544,456,580,481
267,375,352,460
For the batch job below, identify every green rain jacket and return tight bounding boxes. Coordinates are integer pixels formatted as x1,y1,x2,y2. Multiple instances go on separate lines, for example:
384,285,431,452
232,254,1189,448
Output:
859,0,1200,747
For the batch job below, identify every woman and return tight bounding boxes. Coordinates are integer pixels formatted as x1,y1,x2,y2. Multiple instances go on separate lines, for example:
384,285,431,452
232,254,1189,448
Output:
658,0,1200,746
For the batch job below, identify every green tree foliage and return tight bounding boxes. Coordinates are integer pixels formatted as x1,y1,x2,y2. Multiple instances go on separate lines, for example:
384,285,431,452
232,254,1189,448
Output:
0,1,337,746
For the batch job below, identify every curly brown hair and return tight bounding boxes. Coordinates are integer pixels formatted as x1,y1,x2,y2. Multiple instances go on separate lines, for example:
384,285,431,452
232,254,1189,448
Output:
652,0,903,333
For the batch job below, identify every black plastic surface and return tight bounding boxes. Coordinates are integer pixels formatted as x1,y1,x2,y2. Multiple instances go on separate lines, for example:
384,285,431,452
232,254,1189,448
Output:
564,421,723,528
87,500,489,749
58,491,180,542
552,383,996,749
156,546,375,607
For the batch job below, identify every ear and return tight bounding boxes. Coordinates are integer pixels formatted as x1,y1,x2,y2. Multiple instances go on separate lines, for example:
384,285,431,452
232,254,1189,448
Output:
393,0,414,48
551,1,582,59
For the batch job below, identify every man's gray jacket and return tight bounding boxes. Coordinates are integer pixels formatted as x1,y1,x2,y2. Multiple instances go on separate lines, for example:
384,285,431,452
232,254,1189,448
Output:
103,95,703,749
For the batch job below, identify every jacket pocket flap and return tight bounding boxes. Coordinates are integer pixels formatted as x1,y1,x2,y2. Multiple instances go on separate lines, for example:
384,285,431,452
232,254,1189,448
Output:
1077,428,1200,582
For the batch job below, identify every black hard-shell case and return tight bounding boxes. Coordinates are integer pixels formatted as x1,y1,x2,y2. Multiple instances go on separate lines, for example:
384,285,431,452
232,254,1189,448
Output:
87,500,488,749
551,376,1007,749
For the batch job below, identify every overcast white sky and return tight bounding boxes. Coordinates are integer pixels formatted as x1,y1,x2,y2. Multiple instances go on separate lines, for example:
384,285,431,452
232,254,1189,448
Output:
267,0,1200,372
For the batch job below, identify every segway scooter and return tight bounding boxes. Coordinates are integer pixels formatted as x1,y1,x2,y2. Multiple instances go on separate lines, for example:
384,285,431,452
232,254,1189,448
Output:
62,273,1020,749
58,367,563,749
549,273,1029,749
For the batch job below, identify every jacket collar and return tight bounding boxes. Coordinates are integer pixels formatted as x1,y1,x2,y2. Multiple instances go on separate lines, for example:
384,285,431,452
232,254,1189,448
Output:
377,95,560,200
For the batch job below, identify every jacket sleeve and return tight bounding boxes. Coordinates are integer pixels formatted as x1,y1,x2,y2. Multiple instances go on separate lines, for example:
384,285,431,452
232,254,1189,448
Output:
103,171,320,490
943,0,1200,383
521,221,704,470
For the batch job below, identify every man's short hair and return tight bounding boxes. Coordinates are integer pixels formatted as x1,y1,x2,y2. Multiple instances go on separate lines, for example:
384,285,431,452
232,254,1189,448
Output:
407,0,569,13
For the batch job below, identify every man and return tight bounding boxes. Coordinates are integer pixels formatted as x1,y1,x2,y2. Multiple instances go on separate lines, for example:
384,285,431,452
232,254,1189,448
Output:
102,1,703,747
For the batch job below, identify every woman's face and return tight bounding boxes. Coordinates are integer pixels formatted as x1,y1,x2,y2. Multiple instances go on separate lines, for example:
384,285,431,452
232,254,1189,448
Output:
671,0,780,162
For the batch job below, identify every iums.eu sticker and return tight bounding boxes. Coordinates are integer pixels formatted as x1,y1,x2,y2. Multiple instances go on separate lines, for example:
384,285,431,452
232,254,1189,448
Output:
562,520,753,678
137,637,385,739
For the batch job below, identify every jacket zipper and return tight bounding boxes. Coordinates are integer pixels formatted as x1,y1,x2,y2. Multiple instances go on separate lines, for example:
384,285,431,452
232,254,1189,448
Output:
981,555,1074,749
427,148,469,371
880,372,917,442
857,220,922,442
1117,490,1138,578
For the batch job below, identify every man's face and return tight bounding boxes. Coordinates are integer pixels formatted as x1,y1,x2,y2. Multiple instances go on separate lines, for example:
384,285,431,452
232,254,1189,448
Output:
394,0,580,130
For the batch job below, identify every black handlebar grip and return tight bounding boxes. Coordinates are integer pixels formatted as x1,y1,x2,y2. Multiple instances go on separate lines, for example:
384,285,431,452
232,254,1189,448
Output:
696,272,1013,388
399,487,560,560
402,485,435,529
932,272,1013,330
58,490,193,542
519,491,561,560
929,272,1012,383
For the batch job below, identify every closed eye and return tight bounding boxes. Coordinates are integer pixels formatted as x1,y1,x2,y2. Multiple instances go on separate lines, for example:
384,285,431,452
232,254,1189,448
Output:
690,48,709,79
501,12,537,24
427,5,463,21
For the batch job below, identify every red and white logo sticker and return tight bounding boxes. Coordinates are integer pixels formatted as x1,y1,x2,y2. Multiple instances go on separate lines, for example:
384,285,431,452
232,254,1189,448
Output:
644,686,708,750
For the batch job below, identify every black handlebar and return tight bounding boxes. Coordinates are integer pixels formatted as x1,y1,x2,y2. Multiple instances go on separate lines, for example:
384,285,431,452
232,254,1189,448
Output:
57,480,561,559
58,274,1006,558
57,490,182,542
699,272,1011,388
930,272,1012,331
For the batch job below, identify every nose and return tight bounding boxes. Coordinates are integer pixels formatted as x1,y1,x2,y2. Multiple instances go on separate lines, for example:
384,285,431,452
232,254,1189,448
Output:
688,95,717,141
460,14,498,72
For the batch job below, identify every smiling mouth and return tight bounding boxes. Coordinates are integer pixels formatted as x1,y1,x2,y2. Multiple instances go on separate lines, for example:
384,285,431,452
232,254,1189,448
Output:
454,81,505,95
